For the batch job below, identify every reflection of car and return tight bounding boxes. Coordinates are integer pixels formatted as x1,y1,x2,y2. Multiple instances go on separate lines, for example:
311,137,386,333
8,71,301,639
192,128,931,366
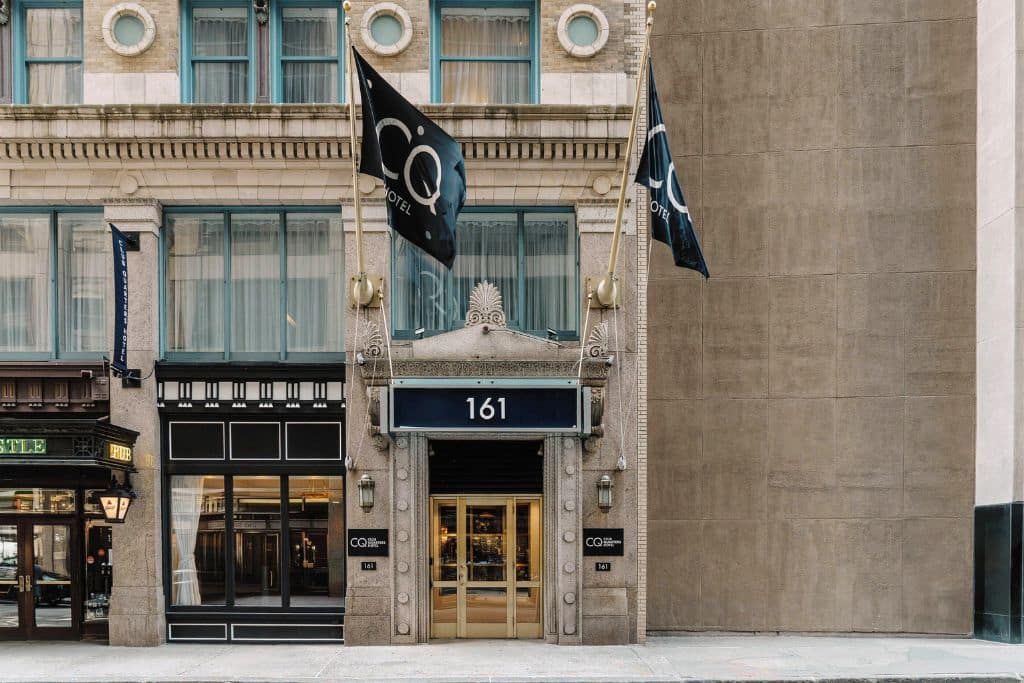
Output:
0,560,70,606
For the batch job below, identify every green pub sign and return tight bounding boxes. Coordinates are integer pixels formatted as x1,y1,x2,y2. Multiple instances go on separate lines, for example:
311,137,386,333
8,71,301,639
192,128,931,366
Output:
0,438,47,455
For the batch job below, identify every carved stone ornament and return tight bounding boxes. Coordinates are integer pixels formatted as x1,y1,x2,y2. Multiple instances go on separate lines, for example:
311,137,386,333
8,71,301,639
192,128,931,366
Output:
585,321,610,358
0,0,9,26
101,3,157,57
362,320,385,359
465,281,507,328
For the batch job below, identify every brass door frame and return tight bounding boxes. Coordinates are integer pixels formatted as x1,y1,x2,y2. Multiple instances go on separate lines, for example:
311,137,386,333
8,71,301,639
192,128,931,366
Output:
429,495,542,639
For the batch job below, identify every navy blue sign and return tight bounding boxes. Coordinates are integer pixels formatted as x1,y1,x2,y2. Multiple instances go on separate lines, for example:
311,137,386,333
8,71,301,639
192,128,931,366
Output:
390,383,580,433
583,528,624,556
110,225,130,376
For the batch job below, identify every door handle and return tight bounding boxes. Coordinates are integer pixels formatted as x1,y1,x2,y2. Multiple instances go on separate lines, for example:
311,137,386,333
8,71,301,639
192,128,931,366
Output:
458,564,466,582
23,575,31,592
17,576,23,592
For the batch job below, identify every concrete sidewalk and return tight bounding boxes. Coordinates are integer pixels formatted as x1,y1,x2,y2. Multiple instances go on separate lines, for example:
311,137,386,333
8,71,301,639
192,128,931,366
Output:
0,635,1022,682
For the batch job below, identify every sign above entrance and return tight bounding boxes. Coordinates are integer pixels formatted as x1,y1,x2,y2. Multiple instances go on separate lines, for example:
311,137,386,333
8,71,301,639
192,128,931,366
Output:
388,379,586,434
583,528,624,556
0,438,46,455
348,529,389,557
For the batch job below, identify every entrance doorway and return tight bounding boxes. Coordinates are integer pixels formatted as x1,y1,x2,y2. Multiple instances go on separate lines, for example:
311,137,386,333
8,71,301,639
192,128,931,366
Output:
429,495,542,639
0,519,78,639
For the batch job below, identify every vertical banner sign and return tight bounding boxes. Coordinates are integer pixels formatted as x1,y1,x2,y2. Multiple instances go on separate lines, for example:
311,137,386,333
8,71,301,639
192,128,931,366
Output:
110,225,130,377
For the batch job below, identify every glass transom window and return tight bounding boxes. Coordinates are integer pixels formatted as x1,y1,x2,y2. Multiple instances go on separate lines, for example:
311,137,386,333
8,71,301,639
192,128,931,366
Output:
0,210,107,358
434,2,536,104
392,209,578,339
164,209,344,361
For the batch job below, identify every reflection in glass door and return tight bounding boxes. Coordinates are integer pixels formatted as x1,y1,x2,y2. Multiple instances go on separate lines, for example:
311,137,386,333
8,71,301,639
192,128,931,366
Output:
31,524,73,630
430,496,542,639
0,525,18,630
0,520,77,639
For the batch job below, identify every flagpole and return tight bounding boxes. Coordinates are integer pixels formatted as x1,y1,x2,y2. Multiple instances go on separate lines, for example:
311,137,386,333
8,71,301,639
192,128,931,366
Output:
593,0,656,308
343,0,376,308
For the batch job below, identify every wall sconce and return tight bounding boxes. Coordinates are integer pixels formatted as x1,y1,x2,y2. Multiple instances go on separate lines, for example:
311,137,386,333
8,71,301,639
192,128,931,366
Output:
597,474,613,512
93,474,137,524
357,474,375,510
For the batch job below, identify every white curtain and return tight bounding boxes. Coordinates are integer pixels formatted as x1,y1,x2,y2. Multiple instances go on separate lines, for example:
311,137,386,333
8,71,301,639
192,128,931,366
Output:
171,476,205,607
523,216,575,332
192,8,248,103
287,214,343,352
231,215,279,353
167,215,225,353
0,214,50,352
393,213,576,335
58,214,108,354
440,11,530,104
26,8,82,104
282,8,337,103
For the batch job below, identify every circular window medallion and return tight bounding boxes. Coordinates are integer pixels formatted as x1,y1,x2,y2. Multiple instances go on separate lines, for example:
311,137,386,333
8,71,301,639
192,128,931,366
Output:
557,4,609,58
361,3,413,57
102,3,156,57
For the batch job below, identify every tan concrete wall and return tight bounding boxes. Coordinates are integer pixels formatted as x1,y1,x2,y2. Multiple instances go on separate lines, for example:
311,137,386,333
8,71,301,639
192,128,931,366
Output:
647,0,977,634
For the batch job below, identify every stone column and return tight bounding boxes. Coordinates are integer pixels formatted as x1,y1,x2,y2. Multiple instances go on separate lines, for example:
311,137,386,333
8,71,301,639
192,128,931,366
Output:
104,200,165,646
545,436,582,644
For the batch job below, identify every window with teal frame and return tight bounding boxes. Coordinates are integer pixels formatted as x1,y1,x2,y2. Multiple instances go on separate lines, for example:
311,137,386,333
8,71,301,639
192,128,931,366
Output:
273,0,344,103
12,0,83,104
431,0,538,104
0,208,108,360
391,208,578,340
183,0,254,103
162,208,345,362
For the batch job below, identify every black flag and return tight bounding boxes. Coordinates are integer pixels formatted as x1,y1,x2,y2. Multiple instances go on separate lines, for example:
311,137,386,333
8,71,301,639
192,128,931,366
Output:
635,58,709,278
110,224,130,377
353,48,467,268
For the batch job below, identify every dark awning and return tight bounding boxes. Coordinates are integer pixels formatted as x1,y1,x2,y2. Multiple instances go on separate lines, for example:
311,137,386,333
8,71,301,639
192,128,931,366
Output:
0,419,138,473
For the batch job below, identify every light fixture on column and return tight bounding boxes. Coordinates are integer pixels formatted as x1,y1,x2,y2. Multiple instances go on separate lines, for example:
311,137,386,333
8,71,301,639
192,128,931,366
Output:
357,474,375,510
597,474,613,512
94,474,137,523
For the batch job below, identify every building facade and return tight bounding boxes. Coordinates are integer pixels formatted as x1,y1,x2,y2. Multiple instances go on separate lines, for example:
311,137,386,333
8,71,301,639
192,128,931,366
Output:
0,0,646,645
0,0,1008,649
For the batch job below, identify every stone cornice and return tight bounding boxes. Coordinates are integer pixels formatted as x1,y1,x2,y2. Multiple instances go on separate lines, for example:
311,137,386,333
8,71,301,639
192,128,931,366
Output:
0,104,631,164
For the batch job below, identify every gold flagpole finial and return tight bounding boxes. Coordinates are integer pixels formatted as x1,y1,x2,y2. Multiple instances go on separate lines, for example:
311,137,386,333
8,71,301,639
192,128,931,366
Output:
342,0,351,11
647,1,656,12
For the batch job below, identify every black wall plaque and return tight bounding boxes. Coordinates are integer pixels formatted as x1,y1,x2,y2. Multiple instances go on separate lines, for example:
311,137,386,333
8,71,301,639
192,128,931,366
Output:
392,385,580,432
583,528,624,556
348,529,389,557
595,562,612,571
361,561,377,571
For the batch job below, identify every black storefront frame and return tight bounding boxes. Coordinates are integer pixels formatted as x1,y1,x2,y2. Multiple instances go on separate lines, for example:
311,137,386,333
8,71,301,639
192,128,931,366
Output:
160,413,346,642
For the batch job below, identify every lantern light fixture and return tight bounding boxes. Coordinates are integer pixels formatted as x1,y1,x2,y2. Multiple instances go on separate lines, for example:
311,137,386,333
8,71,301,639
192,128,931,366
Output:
597,474,613,512
93,475,137,524
358,474,375,510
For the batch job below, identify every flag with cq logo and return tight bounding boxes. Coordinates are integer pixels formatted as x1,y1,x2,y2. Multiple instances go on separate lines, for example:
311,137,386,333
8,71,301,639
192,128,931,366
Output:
635,57,709,278
353,48,467,269
110,224,130,376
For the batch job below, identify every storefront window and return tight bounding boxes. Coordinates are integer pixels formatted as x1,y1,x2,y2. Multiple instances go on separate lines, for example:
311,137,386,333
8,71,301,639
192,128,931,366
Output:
232,476,281,605
287,476,343,607
0,489,75,514
83,521,112,622
170,475,226,606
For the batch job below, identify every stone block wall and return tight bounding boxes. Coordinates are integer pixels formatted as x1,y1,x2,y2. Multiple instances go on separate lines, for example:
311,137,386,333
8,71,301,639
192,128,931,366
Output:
647,0,977,635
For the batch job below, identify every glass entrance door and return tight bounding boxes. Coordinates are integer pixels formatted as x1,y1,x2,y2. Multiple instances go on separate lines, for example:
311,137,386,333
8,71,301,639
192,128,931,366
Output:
430,496,542,639
0,520,77,639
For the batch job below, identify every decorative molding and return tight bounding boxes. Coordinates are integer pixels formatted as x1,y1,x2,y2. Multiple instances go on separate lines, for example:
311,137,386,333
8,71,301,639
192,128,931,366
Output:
361,3,413,57
584,321,609,358
156,379,344,411
557,4,610,58
101,3,157,57
362,320,385,359
0,0,9,25
465,281,507,328
253,0,268,24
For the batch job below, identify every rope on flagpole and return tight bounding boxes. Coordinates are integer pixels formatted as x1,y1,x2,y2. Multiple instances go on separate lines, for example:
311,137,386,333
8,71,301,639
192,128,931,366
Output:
593,1,656,308
343,0,375,308
378,289,396,381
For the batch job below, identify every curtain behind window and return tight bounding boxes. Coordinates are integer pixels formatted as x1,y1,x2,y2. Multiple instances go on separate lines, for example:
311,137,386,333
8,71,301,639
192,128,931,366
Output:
440,9,530,104
58,214,108,353
393,212,576,336
192,7,248,103
281,7,338,103
286,213,343,352
167,214,225,353
523,215,575,333
25,8,82,104
0,214,50,352
231,214,280,354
